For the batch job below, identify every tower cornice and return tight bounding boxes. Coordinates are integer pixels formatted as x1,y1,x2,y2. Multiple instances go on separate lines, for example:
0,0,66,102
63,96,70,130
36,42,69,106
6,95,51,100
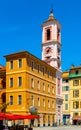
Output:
42,40,62,46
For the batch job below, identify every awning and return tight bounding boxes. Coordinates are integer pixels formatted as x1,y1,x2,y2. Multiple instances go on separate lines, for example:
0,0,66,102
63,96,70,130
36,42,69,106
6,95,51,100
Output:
0,112,41,120
72,116,81,120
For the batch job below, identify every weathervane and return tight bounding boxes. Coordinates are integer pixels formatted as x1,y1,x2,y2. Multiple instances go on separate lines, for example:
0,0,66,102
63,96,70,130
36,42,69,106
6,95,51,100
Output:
50,3,54,13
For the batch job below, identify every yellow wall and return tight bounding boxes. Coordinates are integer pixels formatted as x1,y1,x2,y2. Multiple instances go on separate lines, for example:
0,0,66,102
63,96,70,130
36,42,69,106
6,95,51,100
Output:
69,67,81,124
62,71,70,115
5,51,56,126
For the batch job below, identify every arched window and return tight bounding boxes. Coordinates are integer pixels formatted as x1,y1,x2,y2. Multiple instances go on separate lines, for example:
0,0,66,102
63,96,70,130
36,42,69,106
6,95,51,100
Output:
38,98,40,107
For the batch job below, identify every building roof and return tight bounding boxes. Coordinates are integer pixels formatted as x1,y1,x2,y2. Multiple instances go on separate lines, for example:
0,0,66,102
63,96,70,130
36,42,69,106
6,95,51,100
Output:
0,65,6,71
0,65,6,77
4,50,57,71
70,65,81,70
62,71,69,79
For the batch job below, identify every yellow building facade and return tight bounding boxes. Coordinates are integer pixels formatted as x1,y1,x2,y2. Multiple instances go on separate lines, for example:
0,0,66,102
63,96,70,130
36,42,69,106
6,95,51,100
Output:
69,66,81,125
62,71,70,125
4,51,56,126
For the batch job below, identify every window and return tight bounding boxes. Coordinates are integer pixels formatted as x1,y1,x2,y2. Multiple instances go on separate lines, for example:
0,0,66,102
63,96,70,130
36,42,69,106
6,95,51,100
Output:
48,70,50,78
52,73,54,80
58,63,60,69
18,77,22,86
73,113,78,116
31,79,34,88
73,80,79,86
43,99,45,107
10,61,13,69
75,70,79,74
65,94,68,101
58,106,61,113
18,95,22,105
10,78,13,88
42,67,45,75
52,87,54,94
52,101,54,108
73,90,79,97
47,29,50,40
43,83,45,91
65,104,68,110
62,79,68,83
48,85,50,93
31,61,34,70
37,81,40,90
66,86,69,91
31,96,34,106
48,100,50,108
38,98,40,107
38,64,40,73
10,96,13,105
57,48,60,55
62,86,69,91
80,101,81,108
57,28,60,42
57,78,60,94
2,80,6,88
18,59,22,68
73,101,79,109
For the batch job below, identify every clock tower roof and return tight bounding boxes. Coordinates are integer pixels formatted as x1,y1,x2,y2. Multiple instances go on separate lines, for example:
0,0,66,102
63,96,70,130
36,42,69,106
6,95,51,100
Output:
42,9,61,27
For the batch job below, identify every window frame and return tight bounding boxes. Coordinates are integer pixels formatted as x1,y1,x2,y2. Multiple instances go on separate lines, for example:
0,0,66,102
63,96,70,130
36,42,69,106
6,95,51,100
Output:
47,29,51,40
18,77,22,87
18,59,22,68
43,99,45,107
73,90,79,97
48,100,50,108
65,94,68,101
65,104,68,110
73,101,79,109
52,101,54,108
38,97,40,107
31,61,34,71
37,80,40,90
10,78,13,88
10,61,13,70
18,95,22,105
73,80,79,86
10,96,13,105
31,78,34,88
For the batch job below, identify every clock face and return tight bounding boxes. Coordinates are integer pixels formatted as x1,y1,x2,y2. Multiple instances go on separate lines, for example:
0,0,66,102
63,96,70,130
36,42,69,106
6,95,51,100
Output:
45,47,52,54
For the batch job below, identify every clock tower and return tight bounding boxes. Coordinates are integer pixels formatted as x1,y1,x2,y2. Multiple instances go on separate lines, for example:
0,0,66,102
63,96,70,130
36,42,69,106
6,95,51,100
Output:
42,10,61,68
41,10,63,125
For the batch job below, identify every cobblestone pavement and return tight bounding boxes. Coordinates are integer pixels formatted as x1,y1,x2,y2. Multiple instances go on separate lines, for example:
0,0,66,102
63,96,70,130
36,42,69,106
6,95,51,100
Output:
33,125,81,130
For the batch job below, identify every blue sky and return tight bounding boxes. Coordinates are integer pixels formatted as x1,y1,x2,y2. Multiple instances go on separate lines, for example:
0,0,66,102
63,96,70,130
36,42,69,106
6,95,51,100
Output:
0,0,81,71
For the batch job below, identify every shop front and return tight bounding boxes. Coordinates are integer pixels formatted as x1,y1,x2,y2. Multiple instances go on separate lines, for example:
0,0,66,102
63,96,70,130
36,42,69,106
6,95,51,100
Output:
72,116,81,125
63,114,70,125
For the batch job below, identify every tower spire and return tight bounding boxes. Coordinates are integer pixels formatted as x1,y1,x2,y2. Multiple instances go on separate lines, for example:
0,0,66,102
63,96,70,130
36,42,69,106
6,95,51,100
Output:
47,4,54,21
50,3,53,13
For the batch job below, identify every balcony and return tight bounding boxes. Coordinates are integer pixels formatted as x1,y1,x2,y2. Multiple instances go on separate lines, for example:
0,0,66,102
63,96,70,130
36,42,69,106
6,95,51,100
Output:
69,73,81,78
